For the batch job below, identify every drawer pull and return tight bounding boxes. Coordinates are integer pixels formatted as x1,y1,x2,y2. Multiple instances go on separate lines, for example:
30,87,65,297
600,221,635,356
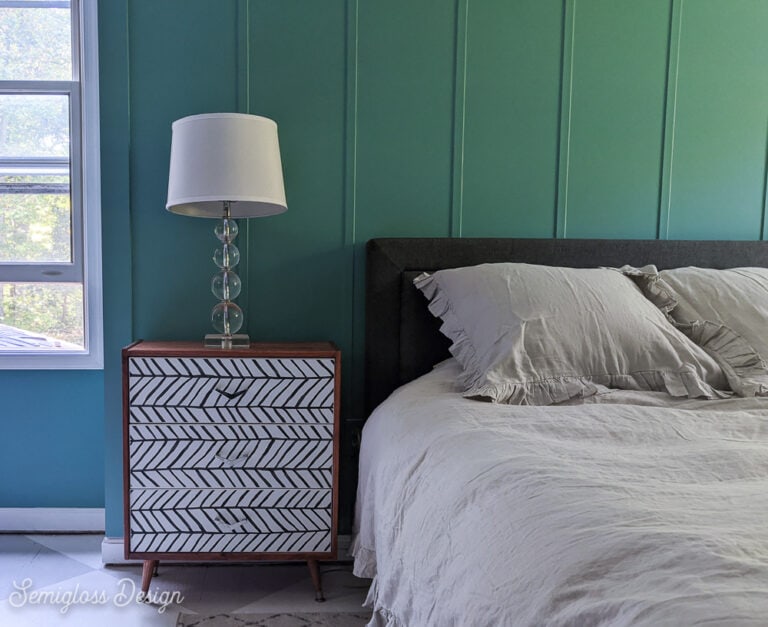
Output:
214,384,248,401
214,515,248,532
213,451,250,467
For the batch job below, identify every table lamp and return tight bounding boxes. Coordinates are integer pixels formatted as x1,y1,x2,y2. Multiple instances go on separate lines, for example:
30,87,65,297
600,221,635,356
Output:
166,113,287,348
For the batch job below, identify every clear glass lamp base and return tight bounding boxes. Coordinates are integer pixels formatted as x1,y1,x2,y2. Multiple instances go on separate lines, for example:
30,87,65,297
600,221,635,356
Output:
204,333,250,349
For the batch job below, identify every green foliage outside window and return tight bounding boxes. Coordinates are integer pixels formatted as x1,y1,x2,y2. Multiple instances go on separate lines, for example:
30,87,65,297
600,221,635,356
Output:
0,282,84,347
0,5,71,81
0,183,71,263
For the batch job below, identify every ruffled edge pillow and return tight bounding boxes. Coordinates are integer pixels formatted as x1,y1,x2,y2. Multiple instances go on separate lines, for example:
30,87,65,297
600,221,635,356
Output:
631,266,768,397
415,263,728,405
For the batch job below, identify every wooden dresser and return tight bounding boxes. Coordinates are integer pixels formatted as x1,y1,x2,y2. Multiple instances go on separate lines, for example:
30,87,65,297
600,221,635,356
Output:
122,341,340,601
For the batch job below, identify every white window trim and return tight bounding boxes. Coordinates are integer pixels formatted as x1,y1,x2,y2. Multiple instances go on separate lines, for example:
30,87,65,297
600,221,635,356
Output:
0,0,103,369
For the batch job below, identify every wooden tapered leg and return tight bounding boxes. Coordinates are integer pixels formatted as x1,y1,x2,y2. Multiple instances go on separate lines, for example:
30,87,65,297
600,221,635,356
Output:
307,559,325,602
141,560,159,595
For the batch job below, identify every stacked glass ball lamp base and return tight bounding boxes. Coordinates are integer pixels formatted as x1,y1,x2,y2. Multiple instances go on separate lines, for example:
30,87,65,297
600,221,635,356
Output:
206,215,248,350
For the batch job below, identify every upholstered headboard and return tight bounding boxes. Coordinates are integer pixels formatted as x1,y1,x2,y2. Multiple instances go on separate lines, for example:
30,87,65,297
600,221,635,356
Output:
364,237,768,415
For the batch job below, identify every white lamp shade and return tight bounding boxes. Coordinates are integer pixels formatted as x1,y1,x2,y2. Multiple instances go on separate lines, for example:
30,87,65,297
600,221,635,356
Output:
166,113,287,218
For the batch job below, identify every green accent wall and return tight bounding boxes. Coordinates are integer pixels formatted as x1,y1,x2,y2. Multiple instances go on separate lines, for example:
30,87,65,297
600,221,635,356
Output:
108,0,768,536
561,0,671,238
666,0,768,239
5,0,766,537
462,0,563,237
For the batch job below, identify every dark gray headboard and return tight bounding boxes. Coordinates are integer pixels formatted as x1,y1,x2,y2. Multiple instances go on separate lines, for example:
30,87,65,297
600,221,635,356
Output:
364,237,768,415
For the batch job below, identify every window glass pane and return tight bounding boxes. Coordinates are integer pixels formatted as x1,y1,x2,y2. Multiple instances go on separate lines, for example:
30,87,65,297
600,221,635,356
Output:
0,281,83,349
0,94,70,158
0,2,72,81
0,94,71,262
0,188,71,262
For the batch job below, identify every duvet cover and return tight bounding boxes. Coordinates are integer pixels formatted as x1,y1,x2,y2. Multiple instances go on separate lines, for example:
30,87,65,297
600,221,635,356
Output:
353,360,768,626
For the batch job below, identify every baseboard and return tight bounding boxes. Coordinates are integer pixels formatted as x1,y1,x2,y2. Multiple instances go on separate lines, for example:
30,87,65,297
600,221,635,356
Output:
101,536,142,565
101,534,353,565
0,508,105,533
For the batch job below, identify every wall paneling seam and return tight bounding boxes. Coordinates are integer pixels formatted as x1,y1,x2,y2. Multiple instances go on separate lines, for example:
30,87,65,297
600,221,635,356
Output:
236,0,250,114
760,115,768,240
555,0,576,238
122,0,135,343
236,0,252,332
344,0,359,249
449,0,469,238
657,0,684,240
345,0,361,422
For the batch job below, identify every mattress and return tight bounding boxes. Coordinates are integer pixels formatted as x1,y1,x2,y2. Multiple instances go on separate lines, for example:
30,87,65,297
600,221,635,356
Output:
352,360,768,626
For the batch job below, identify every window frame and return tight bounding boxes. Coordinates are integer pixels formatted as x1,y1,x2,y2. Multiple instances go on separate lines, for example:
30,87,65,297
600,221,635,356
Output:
0,0,103,369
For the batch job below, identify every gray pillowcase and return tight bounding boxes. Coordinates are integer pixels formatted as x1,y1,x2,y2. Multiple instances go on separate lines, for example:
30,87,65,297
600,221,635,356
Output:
414,263,728,405
642,267,768,397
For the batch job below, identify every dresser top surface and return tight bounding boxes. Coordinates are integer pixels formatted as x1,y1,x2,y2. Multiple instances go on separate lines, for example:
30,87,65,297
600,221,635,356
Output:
124,340,339,358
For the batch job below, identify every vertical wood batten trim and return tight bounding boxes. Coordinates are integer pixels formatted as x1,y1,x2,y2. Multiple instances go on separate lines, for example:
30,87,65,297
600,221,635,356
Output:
657,0,683,240
761,119,768,240
345,0,362,421
344,0,359,248
236,0,250,114
449,0,469,238
555,0,576,238
126,0,138,342
236,0,252,332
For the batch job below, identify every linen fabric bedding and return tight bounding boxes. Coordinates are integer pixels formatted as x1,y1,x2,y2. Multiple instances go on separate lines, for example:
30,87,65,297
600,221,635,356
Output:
352,360,768,626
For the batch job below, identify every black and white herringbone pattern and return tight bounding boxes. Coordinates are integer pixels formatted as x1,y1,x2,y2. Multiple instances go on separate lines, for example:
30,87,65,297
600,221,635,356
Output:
130,468,332,490
127,356,336,556
130,406,334,424
131,488,332,512
129,357,334,379
129,424,332,467
129,358,334,409
129,488,332,552
131,530,331,554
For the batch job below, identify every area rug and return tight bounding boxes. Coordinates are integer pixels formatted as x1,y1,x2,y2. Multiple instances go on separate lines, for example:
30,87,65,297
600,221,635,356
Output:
176,612,371,626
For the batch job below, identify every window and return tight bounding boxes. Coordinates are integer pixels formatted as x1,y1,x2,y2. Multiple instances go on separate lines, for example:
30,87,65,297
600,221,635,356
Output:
0,0,102,368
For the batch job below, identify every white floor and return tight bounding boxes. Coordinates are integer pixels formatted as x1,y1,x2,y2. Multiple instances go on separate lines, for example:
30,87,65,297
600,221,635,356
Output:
0,534,370,626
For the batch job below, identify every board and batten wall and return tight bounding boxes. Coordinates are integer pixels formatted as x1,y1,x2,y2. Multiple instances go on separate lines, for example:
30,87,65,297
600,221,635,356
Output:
95,0,768,536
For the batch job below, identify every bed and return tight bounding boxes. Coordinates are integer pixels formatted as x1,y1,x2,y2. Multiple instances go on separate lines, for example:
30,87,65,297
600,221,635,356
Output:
353,238,768,626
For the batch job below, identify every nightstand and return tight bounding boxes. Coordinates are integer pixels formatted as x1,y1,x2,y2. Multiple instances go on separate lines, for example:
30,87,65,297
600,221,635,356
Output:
122,341,340,601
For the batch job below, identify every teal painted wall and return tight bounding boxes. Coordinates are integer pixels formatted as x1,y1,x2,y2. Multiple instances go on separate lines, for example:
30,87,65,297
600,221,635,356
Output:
0,0,127,513
0,370,104,507
4,0,767,536
99,0,132,537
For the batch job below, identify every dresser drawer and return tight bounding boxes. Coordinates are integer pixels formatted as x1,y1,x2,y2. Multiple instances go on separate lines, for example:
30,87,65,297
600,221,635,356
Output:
128,357,335,409
128,422,332,490
129,406,334,425
128,422,332,466
130,467,332,490
130,530,332,554
129,488,332,554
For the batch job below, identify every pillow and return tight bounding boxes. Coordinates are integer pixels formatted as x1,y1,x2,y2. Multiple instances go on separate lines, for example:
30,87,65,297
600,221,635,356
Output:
414,263,728,405
639,266,768,396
